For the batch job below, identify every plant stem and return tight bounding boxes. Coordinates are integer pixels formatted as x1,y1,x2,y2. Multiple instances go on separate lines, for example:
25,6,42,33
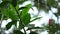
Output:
15,8,26,34
23,28,26,34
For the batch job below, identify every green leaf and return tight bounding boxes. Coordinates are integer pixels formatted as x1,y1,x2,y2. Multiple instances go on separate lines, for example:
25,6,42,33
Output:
3,4,18,20
21,4,32,15
6,22,12,30
3,8,9,20
16,5,19,11
18,4,32,16
30,17,41,22
13,30,24,34
3,9,9,17
18,4,32,30
8,4,18,20
19,13,31,30
6,20,17,30
21,13,31,25
19,21,24,30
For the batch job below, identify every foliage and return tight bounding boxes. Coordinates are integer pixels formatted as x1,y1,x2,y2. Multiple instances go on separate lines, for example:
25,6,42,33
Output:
0,0,60,34
0,0,41,34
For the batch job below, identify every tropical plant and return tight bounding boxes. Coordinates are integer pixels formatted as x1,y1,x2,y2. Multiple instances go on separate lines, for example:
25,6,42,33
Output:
0,0,60,34
0,0,41,34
